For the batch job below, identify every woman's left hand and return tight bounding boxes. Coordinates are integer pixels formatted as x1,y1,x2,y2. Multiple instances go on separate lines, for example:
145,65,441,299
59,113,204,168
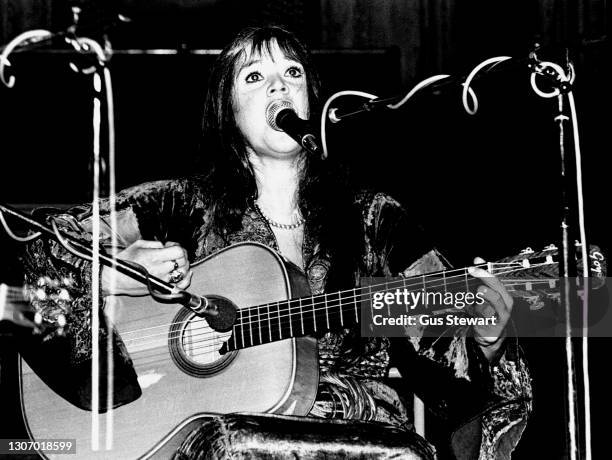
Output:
468,256,513,361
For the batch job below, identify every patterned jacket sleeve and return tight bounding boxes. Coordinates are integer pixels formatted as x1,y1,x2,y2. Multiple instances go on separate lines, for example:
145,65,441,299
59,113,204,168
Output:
19,178,206,410
361,192,532,460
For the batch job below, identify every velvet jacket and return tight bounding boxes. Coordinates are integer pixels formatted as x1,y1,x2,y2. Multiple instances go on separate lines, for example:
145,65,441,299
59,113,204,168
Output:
21,176,532,459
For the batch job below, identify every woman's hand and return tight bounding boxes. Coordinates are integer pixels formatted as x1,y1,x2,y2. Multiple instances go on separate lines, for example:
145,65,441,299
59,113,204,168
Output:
468,256,513,361
101,240,192,296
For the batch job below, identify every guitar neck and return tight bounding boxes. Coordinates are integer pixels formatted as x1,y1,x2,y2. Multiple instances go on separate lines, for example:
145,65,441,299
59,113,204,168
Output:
224,267,481,351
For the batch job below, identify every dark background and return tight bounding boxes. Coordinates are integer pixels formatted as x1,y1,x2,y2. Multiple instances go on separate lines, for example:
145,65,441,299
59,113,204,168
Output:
1,1,610,458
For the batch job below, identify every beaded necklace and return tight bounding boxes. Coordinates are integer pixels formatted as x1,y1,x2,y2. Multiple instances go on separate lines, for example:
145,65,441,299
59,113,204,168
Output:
254,203,305,230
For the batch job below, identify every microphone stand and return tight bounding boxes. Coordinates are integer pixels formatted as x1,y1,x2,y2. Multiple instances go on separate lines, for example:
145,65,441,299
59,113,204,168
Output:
528,49,591,460
326,46,592,458
2,10,127,449
0,6,236,330
1,7,234,453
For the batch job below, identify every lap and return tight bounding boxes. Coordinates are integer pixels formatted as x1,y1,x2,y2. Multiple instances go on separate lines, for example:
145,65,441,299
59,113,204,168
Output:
172,413,435,460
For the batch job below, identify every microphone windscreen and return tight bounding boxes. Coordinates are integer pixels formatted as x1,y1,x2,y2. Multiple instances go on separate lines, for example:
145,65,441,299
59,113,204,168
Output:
266,100,294,131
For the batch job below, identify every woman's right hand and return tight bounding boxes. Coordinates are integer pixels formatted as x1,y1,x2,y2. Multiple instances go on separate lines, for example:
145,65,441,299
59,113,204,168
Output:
101,240,192,296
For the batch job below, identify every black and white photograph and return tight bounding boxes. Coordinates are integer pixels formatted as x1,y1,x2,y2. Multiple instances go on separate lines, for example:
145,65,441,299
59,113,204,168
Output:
0,1,610,459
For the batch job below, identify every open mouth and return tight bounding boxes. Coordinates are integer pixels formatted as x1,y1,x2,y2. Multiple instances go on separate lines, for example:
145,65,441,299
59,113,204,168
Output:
266,100,295,131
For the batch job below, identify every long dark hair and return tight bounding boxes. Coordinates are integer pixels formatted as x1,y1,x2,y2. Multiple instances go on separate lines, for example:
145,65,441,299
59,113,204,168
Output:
201,25,361,284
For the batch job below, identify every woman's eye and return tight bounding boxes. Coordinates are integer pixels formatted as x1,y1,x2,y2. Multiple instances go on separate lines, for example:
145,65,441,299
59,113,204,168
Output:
245,72,262,83
286,66,303,78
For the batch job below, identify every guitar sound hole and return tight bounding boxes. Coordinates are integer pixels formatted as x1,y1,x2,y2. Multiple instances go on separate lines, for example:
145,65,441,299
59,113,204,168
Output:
169,309,237,377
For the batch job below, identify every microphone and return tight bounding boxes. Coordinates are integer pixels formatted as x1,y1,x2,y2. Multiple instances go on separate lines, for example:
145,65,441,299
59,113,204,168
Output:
177,292,237,332
266,100,321,155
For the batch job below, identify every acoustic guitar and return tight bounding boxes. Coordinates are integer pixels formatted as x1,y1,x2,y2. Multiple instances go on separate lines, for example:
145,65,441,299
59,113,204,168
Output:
19,242,605,459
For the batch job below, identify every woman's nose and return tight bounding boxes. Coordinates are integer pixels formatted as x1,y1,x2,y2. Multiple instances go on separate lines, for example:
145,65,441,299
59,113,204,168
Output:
267,74,288,96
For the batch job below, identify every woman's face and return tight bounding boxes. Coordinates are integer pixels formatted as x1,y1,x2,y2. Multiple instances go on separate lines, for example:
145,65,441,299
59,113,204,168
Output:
232,39,310,160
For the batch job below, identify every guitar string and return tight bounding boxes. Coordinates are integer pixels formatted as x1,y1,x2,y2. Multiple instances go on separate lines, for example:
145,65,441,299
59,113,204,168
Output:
1,276,559,361
7,261,555,351
149,283,560,348
3,257,545,306
124,282,553,361
124,275,543,347
119,263,552,349
23,262,544,351
4,260,511,303
10,262,555,349
119,262,518,339
125,280,545,363
3,248,562,306
117,261,523,338
124,281,544,358
110,264,487,337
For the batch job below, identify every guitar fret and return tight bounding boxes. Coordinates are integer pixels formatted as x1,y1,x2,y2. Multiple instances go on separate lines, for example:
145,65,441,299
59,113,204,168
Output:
248,306,254,347
383,281,390,317
287,300,293,337
238,309,244,348
402,278,408,313
311,296,317,332
366,283,374,326
324,293,330,329
277,301,282,341
257,305,263,345
339,290,344,326
332,291,343,329
353,288,359,321
299,297,305,335
267,303,272,343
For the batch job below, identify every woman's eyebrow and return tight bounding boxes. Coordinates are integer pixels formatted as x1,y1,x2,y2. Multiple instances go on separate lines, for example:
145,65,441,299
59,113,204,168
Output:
237,58,262,72
237,56,302,74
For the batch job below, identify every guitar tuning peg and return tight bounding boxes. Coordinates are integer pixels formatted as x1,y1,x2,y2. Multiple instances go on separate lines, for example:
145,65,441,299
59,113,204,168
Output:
520,247,534,255
575,240,582,246
522,259,531,268
544,244,558,251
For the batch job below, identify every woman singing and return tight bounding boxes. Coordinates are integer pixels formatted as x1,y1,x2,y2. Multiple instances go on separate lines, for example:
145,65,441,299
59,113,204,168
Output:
22,25,531,459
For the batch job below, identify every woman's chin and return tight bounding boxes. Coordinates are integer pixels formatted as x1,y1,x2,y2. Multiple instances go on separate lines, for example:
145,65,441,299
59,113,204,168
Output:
266,139,304,158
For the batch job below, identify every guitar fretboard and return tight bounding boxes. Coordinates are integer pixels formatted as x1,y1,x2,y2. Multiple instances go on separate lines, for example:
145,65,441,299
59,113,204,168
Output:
224,267,482,351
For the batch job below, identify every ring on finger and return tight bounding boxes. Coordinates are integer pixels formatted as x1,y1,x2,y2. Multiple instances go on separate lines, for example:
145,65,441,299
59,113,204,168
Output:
169,269,184,284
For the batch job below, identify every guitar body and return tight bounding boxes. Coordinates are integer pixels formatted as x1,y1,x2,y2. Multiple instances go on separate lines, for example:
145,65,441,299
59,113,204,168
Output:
19,242,319,459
